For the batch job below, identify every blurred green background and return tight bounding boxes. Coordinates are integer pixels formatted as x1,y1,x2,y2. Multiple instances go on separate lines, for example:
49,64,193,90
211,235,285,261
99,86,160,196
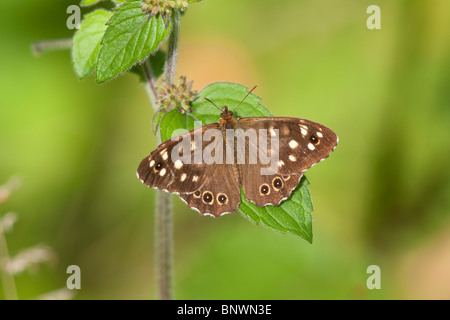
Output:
1,0,450,299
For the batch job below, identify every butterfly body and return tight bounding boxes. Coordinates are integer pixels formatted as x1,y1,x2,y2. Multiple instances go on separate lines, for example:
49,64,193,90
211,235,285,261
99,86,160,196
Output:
138,106,338,217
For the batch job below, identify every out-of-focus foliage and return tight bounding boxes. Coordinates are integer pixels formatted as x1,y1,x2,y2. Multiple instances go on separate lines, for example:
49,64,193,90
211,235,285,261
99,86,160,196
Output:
0,0,449,299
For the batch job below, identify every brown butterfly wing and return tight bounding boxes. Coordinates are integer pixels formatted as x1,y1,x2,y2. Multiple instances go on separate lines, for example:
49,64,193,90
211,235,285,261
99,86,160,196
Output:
138,122,242,217
238,117,338,175
137,123,219,194
236,117,337,206
179,164,241,217
238,169,304,207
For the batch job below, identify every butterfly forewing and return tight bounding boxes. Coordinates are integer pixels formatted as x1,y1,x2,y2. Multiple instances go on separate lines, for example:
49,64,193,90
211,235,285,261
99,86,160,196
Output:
137,123,220,194
237,117,338,175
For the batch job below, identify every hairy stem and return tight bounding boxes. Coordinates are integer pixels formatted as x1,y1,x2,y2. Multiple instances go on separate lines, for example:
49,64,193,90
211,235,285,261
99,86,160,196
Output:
143,59,173,300
143,60,159,108
31,38,73,56
164,11,180,84
155,182,173,300
154,11,181,301
143,12,181,300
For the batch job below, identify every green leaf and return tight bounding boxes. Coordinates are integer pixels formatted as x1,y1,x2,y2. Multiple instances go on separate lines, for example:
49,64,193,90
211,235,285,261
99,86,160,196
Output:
80,0,125,6
159,109,195,143
80,0,101,6
191,82,272,124
80,0,102,7
239,176,313,243
157,82,314,241
156,82,267,144
72,9,112,79
96,0,171,83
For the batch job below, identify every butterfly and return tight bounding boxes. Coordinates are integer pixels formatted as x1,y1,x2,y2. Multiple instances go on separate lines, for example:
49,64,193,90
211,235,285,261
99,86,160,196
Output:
137,88,338,217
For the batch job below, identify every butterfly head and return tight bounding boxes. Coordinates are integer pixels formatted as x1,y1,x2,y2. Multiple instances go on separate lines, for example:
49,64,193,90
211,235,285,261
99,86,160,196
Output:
219,106,238,128
220,106,234,120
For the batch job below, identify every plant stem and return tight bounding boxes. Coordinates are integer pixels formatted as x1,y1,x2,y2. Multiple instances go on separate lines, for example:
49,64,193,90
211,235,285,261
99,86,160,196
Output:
143,61,173,300
154,10,181,301
31,38,73,56
143,60,159,108
155,183,173,300
142,11,181,300
164,11,181,84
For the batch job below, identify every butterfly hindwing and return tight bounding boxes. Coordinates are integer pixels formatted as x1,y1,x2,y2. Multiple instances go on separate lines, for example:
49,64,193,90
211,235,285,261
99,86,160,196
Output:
238,169,304,207
179,164,241,217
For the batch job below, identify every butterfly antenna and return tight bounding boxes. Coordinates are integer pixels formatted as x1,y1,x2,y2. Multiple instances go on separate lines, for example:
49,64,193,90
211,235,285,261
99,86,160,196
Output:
232,85,258,112
204,97,222,111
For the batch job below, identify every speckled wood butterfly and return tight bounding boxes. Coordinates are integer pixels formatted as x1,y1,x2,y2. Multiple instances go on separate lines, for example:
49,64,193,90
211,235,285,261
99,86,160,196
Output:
137,89,338,217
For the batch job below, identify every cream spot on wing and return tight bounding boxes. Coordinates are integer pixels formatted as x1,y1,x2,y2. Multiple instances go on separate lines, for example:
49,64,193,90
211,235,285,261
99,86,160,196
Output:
299,124,308,137
161,149,168,160
289,155,297,162
308,143,315,150
301,128,307,136
193,175,199,182
317,131,323,138
149,160,155,167
181,173,187,182
278,160,285,167
269,127,277,137
159,168,167,176
289,140,298,149
174,159,183,169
